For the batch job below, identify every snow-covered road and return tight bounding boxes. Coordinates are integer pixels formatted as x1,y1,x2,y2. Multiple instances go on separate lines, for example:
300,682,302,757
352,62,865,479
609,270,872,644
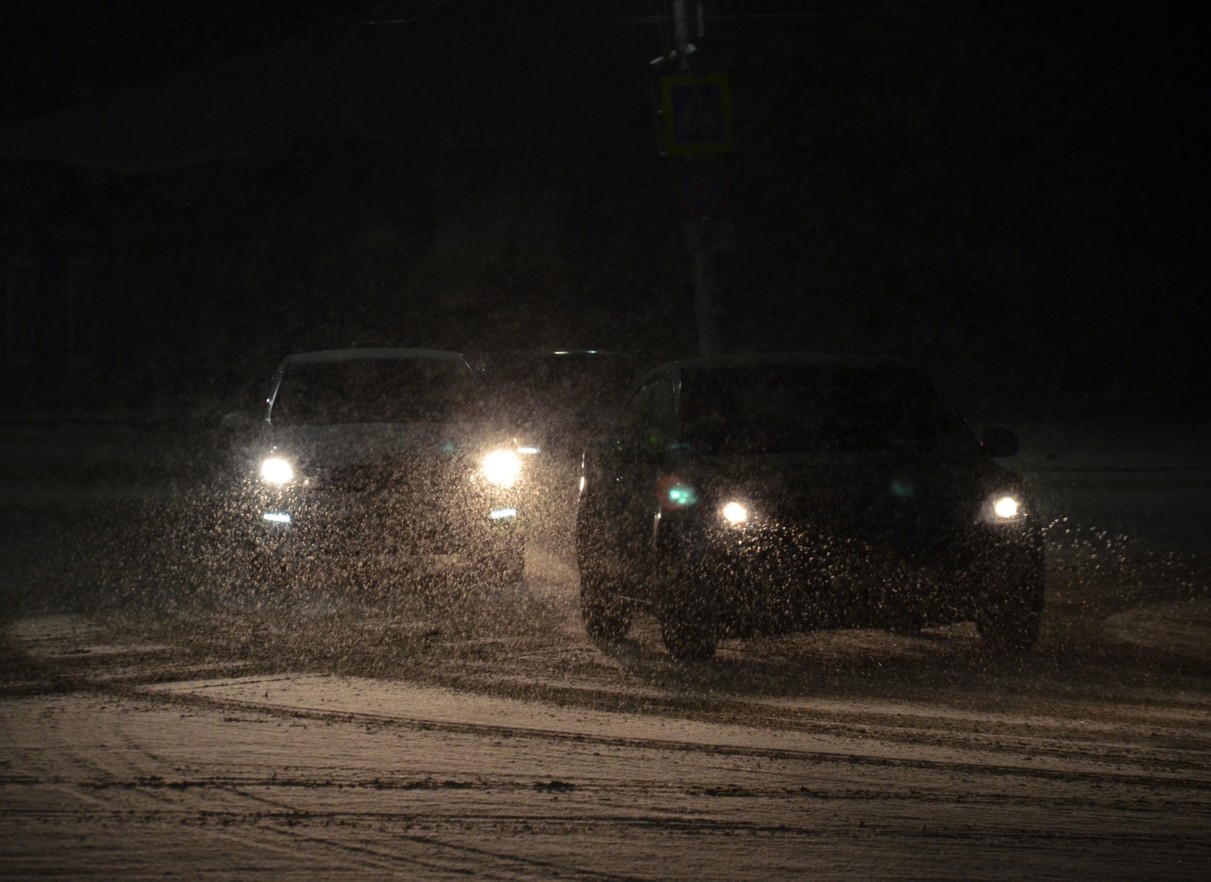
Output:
3,608,1210,882
3,419,1210,879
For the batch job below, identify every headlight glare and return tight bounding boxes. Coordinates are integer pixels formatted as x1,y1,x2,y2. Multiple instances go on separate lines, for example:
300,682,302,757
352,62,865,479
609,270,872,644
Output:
260,456,294,485
984,492,1024,523
720,500,749,527
992,495,1020,520
481,449,522,488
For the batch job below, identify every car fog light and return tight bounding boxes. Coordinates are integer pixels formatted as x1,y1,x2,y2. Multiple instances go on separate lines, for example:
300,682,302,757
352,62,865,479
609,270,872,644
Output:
489,507,518,521
658,474,698,509
665,483,698,509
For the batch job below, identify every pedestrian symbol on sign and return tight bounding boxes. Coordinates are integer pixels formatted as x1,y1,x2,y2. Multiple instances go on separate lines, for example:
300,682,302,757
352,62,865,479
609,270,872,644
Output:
677,90,722,138
660,73,733,156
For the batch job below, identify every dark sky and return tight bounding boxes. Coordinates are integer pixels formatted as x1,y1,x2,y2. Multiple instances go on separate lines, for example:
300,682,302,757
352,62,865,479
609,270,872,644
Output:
0,0,324,125
2,2,1196,151
2,1,1197,205
0,1,1202,418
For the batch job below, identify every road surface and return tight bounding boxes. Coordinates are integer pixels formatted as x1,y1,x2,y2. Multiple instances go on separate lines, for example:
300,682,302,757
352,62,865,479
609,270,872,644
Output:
2,421,1210,879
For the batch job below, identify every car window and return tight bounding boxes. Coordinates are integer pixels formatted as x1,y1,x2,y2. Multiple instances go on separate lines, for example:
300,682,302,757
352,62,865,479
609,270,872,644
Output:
626,379,658,419
648,377,677,437
269,359,479,425
679,364,975,455
613,376,674,445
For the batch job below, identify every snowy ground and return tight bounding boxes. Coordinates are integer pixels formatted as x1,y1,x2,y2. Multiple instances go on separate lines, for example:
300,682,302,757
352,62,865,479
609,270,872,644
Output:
2,417,1210,879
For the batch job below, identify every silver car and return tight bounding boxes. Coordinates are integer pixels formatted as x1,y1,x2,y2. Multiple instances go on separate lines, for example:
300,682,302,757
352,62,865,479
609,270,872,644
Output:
238,348,527,588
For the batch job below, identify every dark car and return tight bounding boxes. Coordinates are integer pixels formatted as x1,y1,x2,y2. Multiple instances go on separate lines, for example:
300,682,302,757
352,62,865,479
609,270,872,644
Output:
575,353,1044,661
234,347,527,587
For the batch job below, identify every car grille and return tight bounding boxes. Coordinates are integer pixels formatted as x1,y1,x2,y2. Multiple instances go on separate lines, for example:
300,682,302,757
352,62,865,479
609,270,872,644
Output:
319,459,465,495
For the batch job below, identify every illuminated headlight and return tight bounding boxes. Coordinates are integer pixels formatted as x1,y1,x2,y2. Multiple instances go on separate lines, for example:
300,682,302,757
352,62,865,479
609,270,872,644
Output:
260,456,295,486
481,449,523,488
720,500,750,527
983,492,1024,523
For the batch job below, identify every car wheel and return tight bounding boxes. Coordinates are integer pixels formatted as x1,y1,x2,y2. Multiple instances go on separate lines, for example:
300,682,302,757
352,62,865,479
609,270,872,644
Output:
658,587,718,662
579,570,633,645
975,553,1044,656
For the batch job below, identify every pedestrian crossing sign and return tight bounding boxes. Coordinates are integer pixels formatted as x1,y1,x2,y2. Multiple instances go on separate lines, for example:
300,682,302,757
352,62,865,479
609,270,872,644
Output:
660,73,734,156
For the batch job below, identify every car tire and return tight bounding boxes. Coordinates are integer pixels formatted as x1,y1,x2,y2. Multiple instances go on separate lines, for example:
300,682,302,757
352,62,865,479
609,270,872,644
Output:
658,587,718,662
975,552,1044,656
660,613,717,662
579,570,633,645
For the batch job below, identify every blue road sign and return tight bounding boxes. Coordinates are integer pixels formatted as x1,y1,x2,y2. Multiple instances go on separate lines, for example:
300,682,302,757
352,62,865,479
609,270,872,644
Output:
660,73,733,156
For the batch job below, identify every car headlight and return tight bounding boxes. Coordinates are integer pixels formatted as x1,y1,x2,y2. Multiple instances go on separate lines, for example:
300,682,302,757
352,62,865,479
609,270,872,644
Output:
481,449,523,488
720,500,750,527
260,456,295,486
982,492,1024,523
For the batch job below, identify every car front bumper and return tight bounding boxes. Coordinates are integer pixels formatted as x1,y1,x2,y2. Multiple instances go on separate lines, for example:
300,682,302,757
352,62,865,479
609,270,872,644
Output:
246,481,523,567
654,514,1042,633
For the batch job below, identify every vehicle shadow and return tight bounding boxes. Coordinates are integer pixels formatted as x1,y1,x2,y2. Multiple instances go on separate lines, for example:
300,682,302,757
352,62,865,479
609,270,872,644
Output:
586,611,1211,706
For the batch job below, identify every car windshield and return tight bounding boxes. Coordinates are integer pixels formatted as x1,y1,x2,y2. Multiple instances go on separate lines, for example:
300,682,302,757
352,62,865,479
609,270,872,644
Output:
269,358,480,425
679,363,974,455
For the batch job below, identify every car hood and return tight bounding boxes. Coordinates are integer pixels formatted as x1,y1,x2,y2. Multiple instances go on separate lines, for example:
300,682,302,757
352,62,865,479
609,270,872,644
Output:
259,421,511,470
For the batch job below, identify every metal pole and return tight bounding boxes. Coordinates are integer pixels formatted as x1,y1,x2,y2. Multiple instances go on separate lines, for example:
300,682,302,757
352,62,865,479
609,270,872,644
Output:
671,0,693,69
671,1,717,357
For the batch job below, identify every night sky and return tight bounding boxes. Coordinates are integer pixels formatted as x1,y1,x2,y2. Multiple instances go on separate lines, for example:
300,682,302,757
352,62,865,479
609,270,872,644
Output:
0,1,1202,421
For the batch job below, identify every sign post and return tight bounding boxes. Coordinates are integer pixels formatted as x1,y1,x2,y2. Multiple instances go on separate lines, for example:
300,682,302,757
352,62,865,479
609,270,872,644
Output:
660,1,733,357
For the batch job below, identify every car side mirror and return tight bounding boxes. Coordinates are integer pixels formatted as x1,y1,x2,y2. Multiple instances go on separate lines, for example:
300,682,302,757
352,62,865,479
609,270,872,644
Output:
981,426,1019,458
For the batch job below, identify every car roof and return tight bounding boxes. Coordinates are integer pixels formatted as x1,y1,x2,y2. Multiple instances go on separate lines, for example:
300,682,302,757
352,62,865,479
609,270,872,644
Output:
469,348,635,366
280,348,470,367
652,352,911,376
490,349,632,358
